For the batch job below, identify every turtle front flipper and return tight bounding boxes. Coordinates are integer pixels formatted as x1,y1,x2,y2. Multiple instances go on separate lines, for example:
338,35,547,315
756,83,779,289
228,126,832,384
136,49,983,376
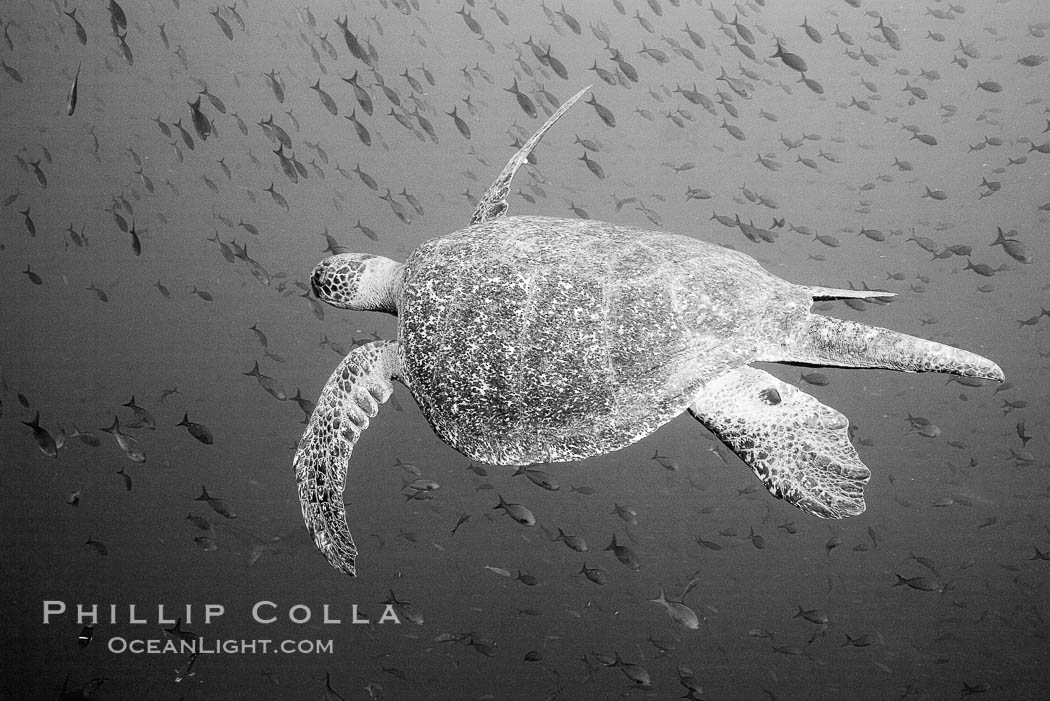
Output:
294,340,400,576
470,84,591,225
689,366,870,519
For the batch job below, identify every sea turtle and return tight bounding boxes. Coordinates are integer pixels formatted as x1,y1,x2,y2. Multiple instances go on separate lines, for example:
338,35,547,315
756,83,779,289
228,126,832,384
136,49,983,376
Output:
294,86,1004,577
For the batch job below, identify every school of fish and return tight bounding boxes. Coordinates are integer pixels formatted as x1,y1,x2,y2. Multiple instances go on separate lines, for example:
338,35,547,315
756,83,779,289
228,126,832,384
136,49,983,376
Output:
1,0,1047,698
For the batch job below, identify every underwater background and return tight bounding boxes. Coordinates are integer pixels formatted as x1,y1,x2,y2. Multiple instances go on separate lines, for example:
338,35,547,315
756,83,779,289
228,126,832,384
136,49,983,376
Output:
1,0,1048,698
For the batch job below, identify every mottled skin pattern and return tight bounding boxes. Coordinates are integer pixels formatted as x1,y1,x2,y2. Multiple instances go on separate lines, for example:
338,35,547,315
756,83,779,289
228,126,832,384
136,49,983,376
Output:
294,87,1005,577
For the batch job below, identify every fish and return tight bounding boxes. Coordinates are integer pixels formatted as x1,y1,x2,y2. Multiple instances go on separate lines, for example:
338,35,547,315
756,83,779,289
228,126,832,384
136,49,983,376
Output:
263,69,284,103
578,151,605,179
122,396,156,429
516,568,538,586
210,8,233,40
990,227,1032,264
273,145,299,183
506,77,537,118
194,535,217,551
78,625,93,647
107,0,127,33
585,95,616,127
70,423,102,447
611,503,638,525
85,536,108,556
172,119,195,150
893,574,945,593
1,58,24,83
578,563,607,585
380,188,411,224
552,527,588,552
613,653,651,688
310,80,338,117
384,590,424,625
605,534,640,570
341,71,373,115
128,218,141,256
186,513,212,530
117,467,132,492
795,605,829,624
721,119,746,141
195,485,236,518
67,63,81,116
65,9,87,45
177,413,214,444
352,164,378,191
695,532,722,550
648,587,700,629
22,411,58,458
450,513,471,535
400,189,424,217
335,16,369,63
29,160,47,188
412,108,438,143
345,110,371,146
20,208,36,236
650,450,678,471
264,183,289,211
772,41,807,73
116,31,133,66
243,361,287,400
493,493,535,526
188,96,211,141
100,415,146,462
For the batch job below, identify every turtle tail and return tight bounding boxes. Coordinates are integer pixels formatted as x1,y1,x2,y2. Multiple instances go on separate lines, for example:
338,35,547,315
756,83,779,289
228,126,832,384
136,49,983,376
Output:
294,341,400,577
779,315,1004,381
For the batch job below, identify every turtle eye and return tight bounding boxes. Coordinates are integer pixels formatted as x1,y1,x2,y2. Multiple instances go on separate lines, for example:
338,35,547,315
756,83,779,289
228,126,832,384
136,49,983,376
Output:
759,388,781,406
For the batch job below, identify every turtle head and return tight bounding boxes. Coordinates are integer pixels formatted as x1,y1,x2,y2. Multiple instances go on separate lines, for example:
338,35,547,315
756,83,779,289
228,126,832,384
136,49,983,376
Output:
311,253,403,314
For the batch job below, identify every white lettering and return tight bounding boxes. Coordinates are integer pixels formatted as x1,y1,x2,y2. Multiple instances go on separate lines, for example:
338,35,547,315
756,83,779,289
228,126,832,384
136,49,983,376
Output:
204,604,224,624
351,604,370,624
129,604,145,624
252,601,276,624
288,604,310,624
42,600,65,624
322,604,341,624
76,604,98,626
157,604,175,626
377,604,401,624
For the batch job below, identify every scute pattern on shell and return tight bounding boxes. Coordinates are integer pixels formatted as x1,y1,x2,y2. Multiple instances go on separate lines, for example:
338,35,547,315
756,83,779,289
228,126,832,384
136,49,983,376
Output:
397,215,813,465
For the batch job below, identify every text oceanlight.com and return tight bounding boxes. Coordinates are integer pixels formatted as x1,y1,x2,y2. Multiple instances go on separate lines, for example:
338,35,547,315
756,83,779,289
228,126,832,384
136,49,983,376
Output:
107,637,335,654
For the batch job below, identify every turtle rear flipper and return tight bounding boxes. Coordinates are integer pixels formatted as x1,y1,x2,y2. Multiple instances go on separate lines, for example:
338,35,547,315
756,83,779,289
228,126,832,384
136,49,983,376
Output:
777,315,1005,381
294,341,401,576
689,367,870,519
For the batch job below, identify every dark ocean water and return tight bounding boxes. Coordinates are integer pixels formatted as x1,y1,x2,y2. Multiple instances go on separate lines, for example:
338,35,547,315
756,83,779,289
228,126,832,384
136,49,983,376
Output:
1,0,1047,698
